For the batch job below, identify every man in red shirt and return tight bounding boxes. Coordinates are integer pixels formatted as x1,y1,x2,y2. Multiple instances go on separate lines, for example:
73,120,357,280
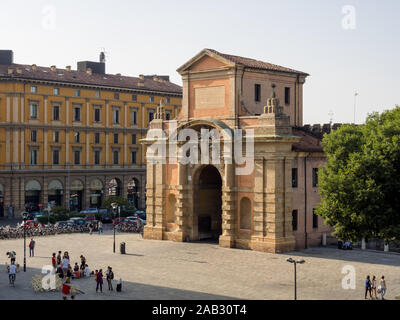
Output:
51,253,56,269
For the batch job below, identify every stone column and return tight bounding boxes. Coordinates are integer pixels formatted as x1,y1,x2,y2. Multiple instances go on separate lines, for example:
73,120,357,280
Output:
43,178,49,209
174,161,187,241
105,132,109,166
263,156,295,253
219,163,236,248
86,130,90,166
44,129,48,167
20,129,25,169
44,96,48,124
5,129,10,167
66,98,70,125
12,129,19,169
6,94,11,122
251,158,265,250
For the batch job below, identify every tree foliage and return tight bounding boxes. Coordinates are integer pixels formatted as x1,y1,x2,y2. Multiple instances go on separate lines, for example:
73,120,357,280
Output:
316,106,400,242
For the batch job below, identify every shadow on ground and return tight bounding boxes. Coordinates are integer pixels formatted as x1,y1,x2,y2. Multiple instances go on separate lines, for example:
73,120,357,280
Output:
284,246,400,267
0,265,238,300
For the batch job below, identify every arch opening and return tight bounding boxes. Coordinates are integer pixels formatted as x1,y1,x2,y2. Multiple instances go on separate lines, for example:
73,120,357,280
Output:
194,165,222,241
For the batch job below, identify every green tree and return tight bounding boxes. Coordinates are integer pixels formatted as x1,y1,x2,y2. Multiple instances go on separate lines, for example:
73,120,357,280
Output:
316,106,400,242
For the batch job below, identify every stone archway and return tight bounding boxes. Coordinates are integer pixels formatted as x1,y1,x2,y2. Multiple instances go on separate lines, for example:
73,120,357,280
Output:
193,165,223,241
108,178,122,197
127,178,140,208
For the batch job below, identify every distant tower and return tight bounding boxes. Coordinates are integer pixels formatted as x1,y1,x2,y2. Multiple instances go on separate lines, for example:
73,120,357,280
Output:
100,51,106,63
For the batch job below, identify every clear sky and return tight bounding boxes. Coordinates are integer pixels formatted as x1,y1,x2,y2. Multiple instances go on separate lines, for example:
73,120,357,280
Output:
1,0,399,125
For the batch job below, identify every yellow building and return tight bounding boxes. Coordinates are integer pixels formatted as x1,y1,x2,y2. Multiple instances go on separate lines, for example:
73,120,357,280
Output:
0,50,182,217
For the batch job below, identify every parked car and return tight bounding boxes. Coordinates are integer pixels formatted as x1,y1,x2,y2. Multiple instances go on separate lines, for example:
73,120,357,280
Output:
69,218,89,226
135,210,146,221
101,212,113,223
112,217,132,226
55,221,75,228
27,211,41,220
84,213,96,221
22,220,45,229
80,208,99,215
127,216,147,226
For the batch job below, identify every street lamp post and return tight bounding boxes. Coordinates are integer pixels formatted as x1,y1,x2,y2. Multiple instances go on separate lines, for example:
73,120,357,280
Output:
286,258,305,300
22,211,28,272
111,203,118,253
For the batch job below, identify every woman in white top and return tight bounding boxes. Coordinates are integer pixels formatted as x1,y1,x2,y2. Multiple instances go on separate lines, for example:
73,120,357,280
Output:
84,265,90,277
379,276,387,300
61,257,69,275
371,276,377,299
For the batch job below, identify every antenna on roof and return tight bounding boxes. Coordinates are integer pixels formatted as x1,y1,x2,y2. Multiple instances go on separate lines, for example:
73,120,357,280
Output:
99,47,108,63
328,110,334,125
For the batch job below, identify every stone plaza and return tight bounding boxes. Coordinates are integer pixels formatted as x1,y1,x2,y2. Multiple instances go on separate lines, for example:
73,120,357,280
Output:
0,229,399,300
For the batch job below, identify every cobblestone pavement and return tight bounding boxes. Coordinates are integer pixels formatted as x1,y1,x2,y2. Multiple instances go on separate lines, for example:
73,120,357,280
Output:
0,230,399,300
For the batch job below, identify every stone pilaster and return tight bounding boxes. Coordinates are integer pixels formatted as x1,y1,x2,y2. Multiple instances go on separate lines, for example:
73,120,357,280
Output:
219,163,236,248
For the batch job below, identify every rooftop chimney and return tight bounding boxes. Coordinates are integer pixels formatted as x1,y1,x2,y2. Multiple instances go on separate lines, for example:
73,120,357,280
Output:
50,65,57,72
32,64,37,71
16,68,22,74
86,68,92,75
8,67,13,74
66,66,71,71
139,74,144,80
77,61,105,75
0,50,13,65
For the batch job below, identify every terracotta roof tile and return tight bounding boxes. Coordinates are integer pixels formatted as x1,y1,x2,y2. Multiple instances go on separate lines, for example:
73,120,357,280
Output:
292,128,324,152
0,64,182,95
207,49,309,76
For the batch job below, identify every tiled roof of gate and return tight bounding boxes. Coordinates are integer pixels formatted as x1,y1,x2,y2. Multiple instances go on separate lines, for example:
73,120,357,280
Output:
207,49,309,76
292,128,324,152
0,64,182,94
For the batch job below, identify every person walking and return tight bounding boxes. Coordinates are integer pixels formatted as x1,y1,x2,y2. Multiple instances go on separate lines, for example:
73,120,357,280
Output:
89,222,93,235
29,239,35,257
98,221,103,235
6,251,16,264
80,255,86,268
56,251,62,266
8,260,17,286
61,254,69,276
96,269,104,293
51,253,57,269
365,275,372,299
379,276,387,300
371,276,377,299
106,266,114,291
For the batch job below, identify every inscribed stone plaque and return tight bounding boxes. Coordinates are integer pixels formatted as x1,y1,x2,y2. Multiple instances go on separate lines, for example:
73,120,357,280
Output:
194,86,225,109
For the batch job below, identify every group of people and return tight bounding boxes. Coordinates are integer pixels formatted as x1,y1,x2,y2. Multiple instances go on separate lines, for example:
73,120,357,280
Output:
88,221,103,235
50,250,115,295
365,275,387,300
94,266,114,293
52,251,91,280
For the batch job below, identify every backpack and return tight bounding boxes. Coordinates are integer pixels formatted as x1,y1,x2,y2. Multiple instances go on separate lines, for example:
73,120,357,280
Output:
111,271,114,280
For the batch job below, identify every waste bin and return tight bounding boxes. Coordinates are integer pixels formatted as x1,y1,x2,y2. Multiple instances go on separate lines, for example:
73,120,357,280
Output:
120,242,126,254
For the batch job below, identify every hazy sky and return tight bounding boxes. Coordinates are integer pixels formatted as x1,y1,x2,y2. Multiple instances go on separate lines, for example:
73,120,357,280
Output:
1,0,399,125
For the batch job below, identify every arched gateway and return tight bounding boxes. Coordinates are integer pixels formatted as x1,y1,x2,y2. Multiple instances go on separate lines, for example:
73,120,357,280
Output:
142,49,308,253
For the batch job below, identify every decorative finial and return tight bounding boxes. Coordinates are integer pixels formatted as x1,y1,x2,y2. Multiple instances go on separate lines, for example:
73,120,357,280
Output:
264,83,282,115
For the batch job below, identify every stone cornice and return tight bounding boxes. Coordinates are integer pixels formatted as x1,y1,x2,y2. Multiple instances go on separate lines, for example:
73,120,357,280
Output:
0,122,147,134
